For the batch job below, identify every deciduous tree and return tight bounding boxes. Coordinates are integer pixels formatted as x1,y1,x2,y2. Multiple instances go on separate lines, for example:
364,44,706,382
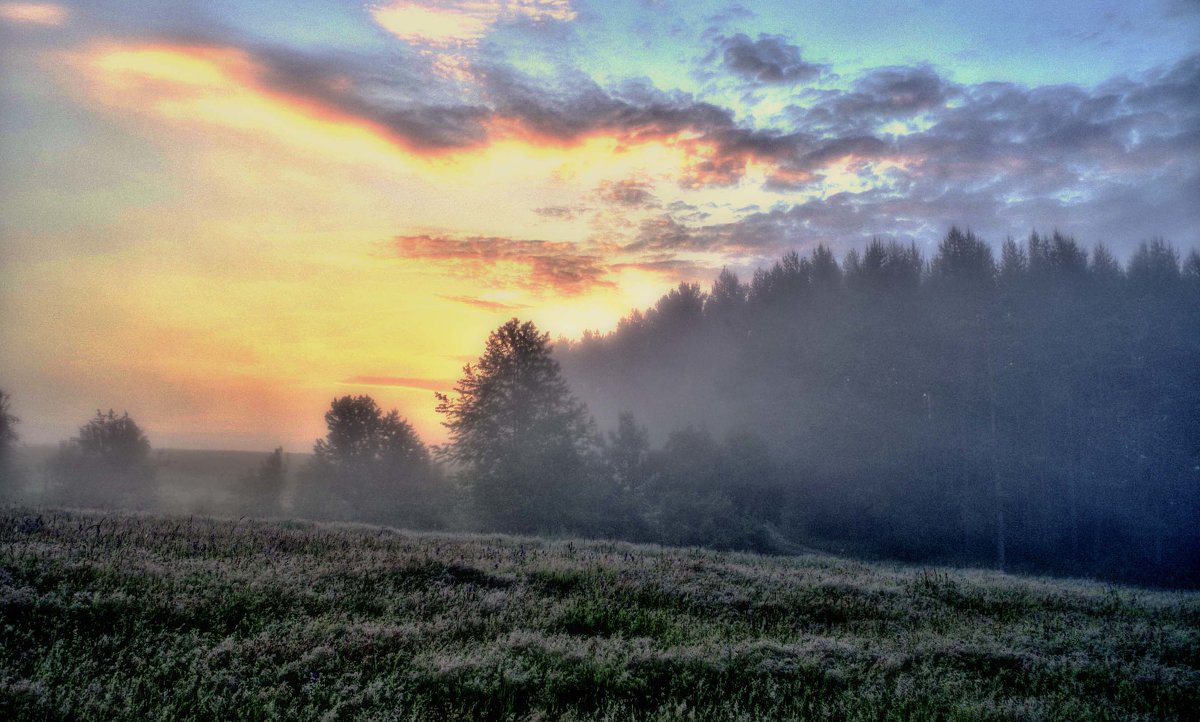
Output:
437,319,598,533
303,395,436,525
48,410,155,507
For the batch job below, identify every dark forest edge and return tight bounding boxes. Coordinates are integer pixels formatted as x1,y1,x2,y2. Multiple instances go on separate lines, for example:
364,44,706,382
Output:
2,229,1198,588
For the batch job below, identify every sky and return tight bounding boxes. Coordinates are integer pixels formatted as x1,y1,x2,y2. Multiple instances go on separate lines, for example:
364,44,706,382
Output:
1,0,1197,451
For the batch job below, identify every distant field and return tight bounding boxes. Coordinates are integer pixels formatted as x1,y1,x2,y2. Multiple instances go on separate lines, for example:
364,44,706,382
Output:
1,508,1197,720
7,446,310,515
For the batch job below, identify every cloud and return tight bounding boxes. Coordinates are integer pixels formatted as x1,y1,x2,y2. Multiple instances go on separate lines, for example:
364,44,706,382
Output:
341,376,455,391
372,0,576,47
69,21,1200,258
0,2,66,25
704,6,755,26
533,206,584,220
228,43,492,151
798,135,892,168
628,211,801,254
438,294,531,311
481,65,733,144
713,33,826,84
610,257,710,277
837,65,951,117
78,41,492,157
392,234,613,294
596,179,658,207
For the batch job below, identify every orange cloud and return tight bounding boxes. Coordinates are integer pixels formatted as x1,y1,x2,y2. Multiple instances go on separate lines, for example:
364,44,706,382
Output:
0,2,66,25
671,135,761,188
341,376,455,391
438,294,531,311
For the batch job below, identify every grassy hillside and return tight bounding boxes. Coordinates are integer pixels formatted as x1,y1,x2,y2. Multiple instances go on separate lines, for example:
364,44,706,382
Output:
1,508,1197,720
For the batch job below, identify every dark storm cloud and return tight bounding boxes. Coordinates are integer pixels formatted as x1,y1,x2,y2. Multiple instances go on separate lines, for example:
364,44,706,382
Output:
713,33,826,85
756,53,1198,254
799,136,892,167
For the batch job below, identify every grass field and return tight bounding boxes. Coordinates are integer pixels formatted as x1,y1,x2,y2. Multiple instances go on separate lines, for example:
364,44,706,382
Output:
1,507,1197,720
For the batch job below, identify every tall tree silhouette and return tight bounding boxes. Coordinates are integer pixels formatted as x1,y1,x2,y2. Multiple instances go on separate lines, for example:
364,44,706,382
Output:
438,319,599,534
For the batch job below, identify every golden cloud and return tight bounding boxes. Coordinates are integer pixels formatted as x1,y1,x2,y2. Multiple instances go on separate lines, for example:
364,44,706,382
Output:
0,2,67,25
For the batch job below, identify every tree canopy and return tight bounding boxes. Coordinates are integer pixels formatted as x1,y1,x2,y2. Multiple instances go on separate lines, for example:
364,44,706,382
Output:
437,319,598,533
303,395,436,525
48,410,155,506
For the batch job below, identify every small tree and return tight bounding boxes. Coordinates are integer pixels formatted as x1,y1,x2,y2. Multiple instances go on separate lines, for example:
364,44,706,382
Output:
48,410,155,507
0,390,19,492
606,412,651,497
301,395,438,525
241,446,287,517
600,412,653,539
437,319,599,534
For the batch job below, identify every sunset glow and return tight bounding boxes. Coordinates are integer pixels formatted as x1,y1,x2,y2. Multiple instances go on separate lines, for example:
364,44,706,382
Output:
1,0,1197,450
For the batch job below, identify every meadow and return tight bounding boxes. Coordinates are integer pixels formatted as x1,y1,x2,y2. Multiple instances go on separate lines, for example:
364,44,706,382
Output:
1,507,1197,720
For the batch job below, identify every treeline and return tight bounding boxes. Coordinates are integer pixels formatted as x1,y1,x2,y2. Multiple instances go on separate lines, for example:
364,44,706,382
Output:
2,229,1197,587
559,231,1200,586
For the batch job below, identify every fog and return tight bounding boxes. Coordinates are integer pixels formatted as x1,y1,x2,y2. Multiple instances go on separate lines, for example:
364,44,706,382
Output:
557,231,1200,586
2,445,308,520
2,229,1197,588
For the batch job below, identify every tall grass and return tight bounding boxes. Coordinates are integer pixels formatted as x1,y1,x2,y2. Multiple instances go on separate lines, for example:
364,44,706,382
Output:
2,507,1197,720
